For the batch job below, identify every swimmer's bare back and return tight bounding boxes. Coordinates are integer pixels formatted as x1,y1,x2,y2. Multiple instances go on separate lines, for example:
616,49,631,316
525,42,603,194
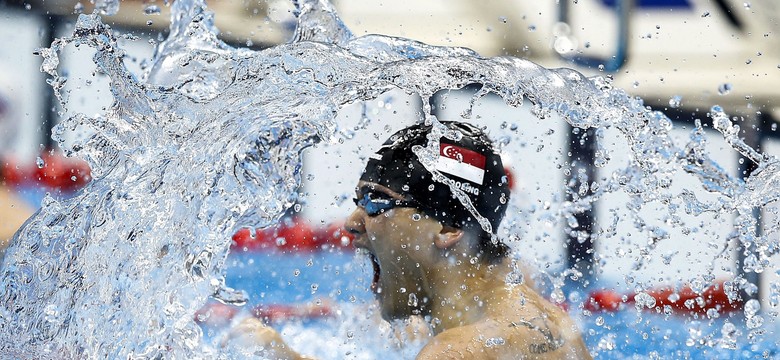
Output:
416,285,592,360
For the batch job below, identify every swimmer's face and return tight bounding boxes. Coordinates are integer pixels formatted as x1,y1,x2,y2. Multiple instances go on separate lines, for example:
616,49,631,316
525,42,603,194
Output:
346,181,444,321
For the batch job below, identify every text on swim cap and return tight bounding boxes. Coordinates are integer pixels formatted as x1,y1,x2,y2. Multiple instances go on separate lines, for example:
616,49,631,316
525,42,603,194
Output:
451,180,480,196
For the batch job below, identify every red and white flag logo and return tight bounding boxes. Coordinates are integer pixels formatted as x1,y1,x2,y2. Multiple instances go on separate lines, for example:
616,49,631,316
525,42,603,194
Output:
436,143,486,185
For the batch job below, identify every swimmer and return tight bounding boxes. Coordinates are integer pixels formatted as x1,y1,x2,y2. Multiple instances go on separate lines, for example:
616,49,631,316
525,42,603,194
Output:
227,121,591,359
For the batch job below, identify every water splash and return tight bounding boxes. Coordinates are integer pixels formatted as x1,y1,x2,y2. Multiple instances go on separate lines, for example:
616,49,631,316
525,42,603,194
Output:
1,0,779,357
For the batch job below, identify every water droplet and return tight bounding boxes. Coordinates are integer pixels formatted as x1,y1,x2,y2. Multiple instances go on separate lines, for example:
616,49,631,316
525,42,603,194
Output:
634,292,657,309
94,0,119,15
598,333,616,351
36,156,45,168
701,11,711,17
293,269,300,276
718,83,733,95
706,308,720,319
633,81,640,88
743,2,751,10
411,213,421,221
402,184,410,192
407,293,418,306
550,288,565,304
668,95,682,108
144,4,161,15
747,314,764,329
73,2,84,13
745,299,761,316
485,337,506,347
669,293,680,302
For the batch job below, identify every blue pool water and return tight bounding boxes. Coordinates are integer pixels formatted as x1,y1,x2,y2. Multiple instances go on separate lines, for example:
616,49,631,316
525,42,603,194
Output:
225,250,370,305
218,251,779,359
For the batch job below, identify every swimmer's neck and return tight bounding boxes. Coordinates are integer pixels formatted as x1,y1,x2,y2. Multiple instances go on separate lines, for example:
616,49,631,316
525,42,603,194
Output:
424,257,513,335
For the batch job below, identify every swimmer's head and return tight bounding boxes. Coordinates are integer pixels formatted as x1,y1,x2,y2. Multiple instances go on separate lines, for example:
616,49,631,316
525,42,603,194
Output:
360,121,511,261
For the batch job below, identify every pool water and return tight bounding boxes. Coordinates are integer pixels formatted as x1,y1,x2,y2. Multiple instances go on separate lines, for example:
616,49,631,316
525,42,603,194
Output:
210,250,779,359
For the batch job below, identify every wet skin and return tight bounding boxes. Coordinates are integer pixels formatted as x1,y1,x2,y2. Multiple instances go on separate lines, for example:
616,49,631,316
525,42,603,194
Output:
345,180,592,359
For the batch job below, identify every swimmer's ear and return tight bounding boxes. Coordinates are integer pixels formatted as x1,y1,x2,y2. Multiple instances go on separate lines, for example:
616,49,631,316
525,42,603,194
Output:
434,226,463,249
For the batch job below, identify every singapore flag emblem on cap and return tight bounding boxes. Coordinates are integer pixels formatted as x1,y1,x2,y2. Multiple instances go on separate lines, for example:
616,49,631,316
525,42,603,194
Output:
436,143,486,185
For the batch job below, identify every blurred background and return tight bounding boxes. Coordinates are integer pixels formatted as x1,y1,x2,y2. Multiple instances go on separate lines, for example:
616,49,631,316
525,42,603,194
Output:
1,0,779,331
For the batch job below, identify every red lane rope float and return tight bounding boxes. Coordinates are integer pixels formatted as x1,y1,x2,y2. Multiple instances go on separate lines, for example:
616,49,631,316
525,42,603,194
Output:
584,278,743,316
195,301,334,327
231,216,354,253
1,151,91,192
252,303,334,323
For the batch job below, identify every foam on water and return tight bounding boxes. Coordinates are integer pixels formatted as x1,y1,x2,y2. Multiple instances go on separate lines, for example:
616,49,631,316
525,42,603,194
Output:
1,0,779,358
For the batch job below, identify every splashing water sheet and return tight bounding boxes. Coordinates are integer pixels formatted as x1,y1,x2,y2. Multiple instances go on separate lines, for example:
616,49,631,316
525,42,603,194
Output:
1,0,779,358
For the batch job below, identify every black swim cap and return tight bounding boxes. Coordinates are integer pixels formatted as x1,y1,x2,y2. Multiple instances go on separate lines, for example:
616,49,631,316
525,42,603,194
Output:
360,121,510,241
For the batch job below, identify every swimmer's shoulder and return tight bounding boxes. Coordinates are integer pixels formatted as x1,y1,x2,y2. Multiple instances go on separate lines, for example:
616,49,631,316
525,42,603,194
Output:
497,290,593,359
415,305,591,359
415,323,494,360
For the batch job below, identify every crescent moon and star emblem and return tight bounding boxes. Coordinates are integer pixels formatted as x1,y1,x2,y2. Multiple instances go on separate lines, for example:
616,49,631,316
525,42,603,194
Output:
442,145,464,162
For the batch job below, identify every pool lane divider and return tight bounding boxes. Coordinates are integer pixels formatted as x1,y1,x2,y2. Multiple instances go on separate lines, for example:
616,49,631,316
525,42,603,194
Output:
584,278,743,316
1,150,92,192
195,301,335,328
231,216,354,252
